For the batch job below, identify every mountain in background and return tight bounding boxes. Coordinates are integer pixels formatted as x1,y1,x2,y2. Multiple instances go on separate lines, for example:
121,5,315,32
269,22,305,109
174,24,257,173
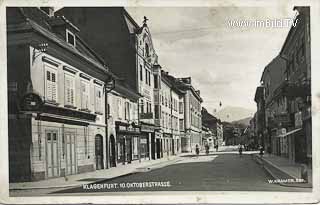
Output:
232,117,252,126
216,106,254,122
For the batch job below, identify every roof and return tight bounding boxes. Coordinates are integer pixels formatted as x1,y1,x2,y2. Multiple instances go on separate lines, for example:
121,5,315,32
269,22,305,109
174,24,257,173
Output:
8,7,116,79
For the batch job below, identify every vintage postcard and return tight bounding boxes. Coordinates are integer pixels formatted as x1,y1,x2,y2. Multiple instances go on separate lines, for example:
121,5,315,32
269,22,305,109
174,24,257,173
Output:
0,0,319,204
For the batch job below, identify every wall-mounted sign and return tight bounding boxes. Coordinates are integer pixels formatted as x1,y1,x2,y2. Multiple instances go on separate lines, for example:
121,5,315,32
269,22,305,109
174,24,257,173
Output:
20,93,43,112
140,112,153,119
295,111,303,128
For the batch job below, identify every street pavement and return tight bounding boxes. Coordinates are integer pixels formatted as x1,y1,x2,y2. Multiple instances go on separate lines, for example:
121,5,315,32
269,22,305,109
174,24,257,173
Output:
48,151,310,194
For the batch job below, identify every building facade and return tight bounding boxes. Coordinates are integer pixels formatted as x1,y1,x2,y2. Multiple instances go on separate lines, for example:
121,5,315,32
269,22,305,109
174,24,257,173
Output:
254,7,311,165
176,78,203,152
107,80,141,167
7,7,113,182
57,7,160,161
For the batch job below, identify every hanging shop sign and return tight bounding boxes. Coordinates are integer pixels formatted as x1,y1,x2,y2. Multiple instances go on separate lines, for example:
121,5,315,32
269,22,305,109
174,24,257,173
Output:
20,92,43,112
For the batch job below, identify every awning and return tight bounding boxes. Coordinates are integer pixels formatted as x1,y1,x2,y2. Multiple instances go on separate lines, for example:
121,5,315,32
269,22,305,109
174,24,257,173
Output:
277,128,302,138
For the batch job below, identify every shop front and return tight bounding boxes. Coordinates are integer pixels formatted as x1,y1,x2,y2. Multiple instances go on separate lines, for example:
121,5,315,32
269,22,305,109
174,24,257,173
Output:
140,122,158,160
115,121,140,165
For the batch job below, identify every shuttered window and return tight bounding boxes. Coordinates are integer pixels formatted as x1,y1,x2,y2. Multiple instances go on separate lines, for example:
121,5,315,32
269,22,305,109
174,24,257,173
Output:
64,74,75,106
80,80,90,110
45,65,58,102
94,86,102,113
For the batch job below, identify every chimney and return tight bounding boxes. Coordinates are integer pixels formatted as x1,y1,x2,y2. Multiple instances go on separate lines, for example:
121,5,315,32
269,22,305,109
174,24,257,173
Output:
40,7,54,17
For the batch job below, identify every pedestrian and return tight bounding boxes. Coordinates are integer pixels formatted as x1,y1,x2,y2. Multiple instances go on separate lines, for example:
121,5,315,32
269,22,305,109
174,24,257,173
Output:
215,144,219,152
195,144,200,156
205,144,209,155
259,145,264,158
238,144,243,157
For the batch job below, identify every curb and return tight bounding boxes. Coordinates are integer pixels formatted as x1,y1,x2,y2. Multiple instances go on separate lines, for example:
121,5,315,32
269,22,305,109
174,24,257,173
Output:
10,155,184,191
251,154,312,189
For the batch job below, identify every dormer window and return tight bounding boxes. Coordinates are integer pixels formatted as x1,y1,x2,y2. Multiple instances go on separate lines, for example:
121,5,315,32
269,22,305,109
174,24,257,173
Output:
66,29,76,47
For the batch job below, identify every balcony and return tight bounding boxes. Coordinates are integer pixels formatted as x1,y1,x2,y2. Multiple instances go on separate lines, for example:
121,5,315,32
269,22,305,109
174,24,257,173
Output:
274,81,311,99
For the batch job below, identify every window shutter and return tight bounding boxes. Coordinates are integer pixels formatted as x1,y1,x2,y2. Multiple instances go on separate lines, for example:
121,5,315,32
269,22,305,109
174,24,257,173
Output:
95,87,102,113
81,81,89,109
65,76,71,105
52,73,57,102
46,71,52,101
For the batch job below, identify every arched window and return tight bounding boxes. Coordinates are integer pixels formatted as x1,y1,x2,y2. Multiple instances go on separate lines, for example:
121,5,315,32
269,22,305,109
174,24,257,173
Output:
145,43,150,57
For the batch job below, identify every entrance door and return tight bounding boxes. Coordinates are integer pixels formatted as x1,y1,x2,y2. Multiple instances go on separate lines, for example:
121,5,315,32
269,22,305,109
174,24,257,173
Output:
95,135,103,170
126,138,132,163
65,133,76,175
156,139,161,159
151,135,156,160
110,135,116,167
46,131,59,178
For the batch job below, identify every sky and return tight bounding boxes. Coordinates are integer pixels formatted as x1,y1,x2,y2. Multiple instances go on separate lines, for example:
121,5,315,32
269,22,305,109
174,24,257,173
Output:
126,6,295,114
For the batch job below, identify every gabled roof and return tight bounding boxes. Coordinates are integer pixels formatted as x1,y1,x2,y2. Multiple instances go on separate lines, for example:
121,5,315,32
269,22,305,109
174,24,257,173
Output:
8,7,117,79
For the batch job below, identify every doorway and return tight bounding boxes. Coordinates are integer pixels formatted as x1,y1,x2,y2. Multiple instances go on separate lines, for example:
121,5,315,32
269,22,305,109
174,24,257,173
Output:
95,134,104,170
46,131,59,178
65,132,76,175
110,135,116,167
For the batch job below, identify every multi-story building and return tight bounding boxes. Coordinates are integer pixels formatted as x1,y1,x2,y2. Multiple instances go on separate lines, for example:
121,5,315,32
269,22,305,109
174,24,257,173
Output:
161,70,184,156
278,6,311,165
175,77,203,152
7,7,114,182
255,7,311,165
107,79,141,167
56,7,160,161
201,107,223,147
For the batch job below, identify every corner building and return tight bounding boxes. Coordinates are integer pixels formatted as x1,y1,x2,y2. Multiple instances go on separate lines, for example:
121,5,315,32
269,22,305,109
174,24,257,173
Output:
7,7,113,182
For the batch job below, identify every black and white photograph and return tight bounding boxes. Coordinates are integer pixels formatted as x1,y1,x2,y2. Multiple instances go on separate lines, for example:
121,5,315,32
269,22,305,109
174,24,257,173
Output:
0,0,319,204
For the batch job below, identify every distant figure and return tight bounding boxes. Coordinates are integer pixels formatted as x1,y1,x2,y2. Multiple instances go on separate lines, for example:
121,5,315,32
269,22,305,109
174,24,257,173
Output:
238,144,243,157
195,144,200,156
259,145,264,157
215,144,219,152
205,144,210,155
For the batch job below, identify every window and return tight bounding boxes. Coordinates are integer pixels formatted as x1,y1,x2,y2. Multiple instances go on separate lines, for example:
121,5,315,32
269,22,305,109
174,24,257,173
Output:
140,100,144,114
45,65,58,102
140,65,143,81
145,69,148,85
145,43,150,57
125,101,130,120
64,74,75,107
80,80,90,110
154,75,159,88
94,86,103,113
148,72,151,86
66,30,76,47
155,105,159,119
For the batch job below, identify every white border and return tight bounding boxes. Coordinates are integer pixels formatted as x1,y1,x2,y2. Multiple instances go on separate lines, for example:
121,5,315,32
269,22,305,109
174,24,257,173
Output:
0,0,319,204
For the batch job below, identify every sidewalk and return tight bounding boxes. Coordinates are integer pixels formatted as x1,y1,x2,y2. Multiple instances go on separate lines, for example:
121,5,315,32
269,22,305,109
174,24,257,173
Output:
253,153,312,188
9,154,185,190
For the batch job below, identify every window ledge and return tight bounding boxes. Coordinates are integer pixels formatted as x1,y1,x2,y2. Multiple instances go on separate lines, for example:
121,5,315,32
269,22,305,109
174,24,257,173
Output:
45,100,59,106
79,108,91,113
64,105,77,109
